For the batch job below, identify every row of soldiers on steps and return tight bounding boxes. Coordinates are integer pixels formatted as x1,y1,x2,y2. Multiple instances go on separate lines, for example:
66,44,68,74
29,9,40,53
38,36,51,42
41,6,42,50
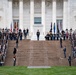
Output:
45,30,69,40
0,28,29,41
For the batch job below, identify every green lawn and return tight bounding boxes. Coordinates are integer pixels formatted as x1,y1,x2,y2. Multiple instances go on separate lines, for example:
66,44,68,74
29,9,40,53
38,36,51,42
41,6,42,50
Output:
0,66,76,75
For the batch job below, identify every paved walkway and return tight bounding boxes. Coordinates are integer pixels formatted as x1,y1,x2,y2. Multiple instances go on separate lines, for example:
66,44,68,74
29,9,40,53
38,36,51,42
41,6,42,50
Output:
27,66,51,68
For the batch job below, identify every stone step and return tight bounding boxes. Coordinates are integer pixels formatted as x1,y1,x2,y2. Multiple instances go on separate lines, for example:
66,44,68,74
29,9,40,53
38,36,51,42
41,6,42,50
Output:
27,66,51,68
5,39,74,66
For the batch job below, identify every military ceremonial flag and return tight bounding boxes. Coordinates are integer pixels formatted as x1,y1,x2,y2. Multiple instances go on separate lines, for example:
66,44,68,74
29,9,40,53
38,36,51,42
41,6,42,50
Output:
54,23,55,34
50,22,52,32
16,22,19,33
57,22,59,33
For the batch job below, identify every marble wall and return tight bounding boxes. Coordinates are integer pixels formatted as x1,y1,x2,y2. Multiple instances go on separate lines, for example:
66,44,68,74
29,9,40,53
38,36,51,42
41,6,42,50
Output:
23,0,30,30
45,0,63,33
13,1,19,19
0,0,9,28
45,0,52,33
69,0,76,30
0,0,76,31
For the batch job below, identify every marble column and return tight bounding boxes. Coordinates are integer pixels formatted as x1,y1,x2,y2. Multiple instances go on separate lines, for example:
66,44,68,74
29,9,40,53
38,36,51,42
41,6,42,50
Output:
19,0,23,31
8,0,13,29
52,0,56,33
30,0,34,34
3,1,6,29
42,0,45,35
52,0,56,24
63,0,68,30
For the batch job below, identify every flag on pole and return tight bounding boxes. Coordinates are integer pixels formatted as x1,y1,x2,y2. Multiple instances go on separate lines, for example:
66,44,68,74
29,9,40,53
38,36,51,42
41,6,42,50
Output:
51,22,52,31
10,23,12,32
50,22,52,32
16,22,18,33
57,22,59,33
60,21,62,31
54,23,55,34
15,22,17,33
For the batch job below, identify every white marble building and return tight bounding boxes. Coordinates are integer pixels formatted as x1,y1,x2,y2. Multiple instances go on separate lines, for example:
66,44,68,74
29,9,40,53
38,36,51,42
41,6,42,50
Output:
0,0,76,40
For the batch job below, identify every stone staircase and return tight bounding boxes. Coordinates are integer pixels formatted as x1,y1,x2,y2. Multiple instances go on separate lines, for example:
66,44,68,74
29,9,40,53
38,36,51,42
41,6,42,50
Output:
4,40,16,66
4,39,76,66
72,58,76,66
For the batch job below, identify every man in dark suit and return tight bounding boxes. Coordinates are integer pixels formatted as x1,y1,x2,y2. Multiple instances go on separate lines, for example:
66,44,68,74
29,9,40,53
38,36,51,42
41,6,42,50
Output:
60,37,63,48
36,30,40,40
26,28,29,35
13,47,17,55
16,36,18,48
63,46,66,58
13,56,16,66
68,55,71,66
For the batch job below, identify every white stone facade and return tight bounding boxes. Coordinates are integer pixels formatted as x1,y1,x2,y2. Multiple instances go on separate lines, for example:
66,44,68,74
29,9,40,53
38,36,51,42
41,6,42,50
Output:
0,0,76,39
